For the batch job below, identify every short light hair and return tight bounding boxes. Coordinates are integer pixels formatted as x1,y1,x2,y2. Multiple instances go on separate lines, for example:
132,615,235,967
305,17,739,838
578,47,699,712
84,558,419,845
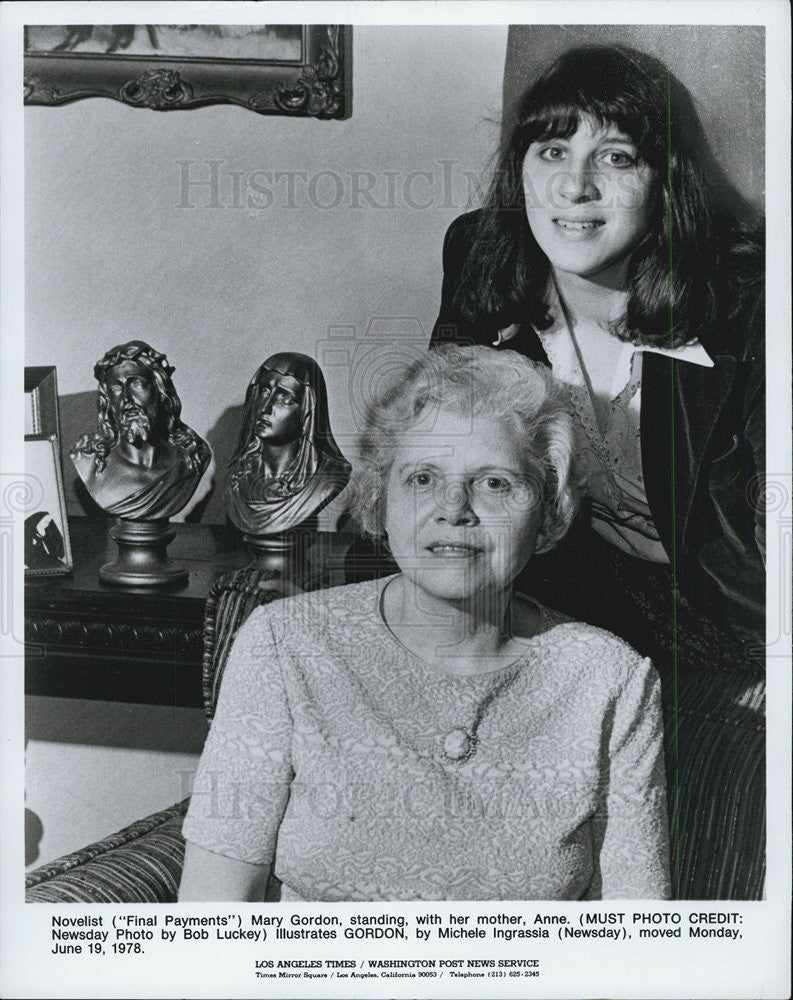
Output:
351,344,579,553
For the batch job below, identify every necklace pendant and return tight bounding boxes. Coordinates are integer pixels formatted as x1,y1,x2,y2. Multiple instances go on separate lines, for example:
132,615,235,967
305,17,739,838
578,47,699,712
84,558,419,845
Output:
443,728,476,762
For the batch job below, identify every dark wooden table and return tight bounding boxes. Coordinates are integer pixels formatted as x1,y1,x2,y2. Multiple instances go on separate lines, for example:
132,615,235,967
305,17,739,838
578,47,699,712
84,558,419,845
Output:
25,517,363,707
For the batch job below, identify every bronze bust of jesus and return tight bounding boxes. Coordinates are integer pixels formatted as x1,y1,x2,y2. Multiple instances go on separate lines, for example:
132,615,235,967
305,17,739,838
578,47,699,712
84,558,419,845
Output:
71,341,210,520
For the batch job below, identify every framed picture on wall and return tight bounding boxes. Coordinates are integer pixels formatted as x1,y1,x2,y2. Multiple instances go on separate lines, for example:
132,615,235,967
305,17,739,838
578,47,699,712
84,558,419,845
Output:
24,434,73,577
23,24,351,119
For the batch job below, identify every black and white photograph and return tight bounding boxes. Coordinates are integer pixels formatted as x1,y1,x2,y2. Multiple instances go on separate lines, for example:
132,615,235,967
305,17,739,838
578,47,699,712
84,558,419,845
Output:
1,2,790,999
23,436,73,577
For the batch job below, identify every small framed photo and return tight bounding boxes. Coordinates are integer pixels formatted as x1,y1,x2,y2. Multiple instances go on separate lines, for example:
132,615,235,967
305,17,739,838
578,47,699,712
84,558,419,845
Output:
24,434,73,577
24,366,60,438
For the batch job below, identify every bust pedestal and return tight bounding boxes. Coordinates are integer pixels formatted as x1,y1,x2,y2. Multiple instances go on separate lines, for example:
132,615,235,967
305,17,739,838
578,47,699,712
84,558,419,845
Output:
242,517,318,582
99,518,188,587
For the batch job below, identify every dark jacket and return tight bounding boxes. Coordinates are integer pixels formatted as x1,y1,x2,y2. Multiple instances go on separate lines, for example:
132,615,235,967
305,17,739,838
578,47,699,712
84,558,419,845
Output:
430,211,765,648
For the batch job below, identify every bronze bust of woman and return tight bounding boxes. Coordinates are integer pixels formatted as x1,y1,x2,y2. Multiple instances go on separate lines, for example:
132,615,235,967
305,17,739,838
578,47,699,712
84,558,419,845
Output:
224,353,351,536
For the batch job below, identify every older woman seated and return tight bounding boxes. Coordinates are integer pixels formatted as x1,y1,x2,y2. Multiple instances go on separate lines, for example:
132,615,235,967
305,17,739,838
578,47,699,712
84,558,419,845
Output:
179,345,670,901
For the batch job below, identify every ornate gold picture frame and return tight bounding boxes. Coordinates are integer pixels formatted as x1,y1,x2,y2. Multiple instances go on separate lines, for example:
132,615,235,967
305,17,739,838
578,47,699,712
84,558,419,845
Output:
24,24,351,119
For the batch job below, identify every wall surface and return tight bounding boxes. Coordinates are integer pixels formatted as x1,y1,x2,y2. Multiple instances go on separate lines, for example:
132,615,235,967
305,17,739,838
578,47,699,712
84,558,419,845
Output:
26,25,507,525
24,25,508,867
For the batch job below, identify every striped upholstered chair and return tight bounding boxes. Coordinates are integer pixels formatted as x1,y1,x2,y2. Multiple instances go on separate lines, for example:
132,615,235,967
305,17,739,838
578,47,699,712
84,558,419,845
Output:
25,568,297,903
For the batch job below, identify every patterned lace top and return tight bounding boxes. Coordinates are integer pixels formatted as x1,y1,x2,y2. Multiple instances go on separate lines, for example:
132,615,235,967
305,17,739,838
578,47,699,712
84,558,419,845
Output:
182,577,670,901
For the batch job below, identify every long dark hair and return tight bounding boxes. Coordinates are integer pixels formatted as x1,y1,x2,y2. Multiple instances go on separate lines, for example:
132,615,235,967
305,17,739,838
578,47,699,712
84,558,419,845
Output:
457,44,763,347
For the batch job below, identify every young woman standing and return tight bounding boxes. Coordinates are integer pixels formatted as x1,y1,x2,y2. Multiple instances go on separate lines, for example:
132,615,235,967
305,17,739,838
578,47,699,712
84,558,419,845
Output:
431,44,765,899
